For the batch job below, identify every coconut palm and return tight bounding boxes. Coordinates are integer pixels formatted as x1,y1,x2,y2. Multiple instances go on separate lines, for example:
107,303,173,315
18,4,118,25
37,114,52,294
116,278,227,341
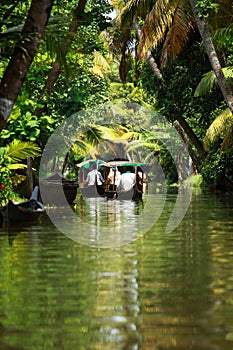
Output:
119,0,233,64
189,0,233,114
63,123,129,173
118,0,196,65
118,0,233,112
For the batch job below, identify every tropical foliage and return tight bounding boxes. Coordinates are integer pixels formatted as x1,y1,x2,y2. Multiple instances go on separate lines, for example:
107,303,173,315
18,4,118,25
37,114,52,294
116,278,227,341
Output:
0,140,41,205
0,0,233,203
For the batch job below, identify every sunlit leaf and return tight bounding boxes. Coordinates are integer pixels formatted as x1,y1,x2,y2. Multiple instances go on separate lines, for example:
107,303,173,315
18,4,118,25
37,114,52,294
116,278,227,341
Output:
204,108,233,150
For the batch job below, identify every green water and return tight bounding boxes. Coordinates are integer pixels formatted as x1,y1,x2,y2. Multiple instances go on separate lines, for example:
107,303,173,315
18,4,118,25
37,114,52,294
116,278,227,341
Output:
1,194,233,349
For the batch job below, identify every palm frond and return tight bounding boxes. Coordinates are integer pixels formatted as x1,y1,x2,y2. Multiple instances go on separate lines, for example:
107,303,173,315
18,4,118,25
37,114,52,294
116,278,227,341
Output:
145,150,158,162
42,15,73,62
97,125,122,139
121,131,140,141
91,51,111,77
137,0,178,59
82,125,104,146
4,140,41,163
72,139,89,152
212,23,233,51
161,1,196,65
222,123,233,153
0,16,69,59
204,108,233,150
119,0,155,32
126,140,160,152
7,164,27,170
0,24,23,40
210,0,233,31
194,67,233,96
108,102,134,118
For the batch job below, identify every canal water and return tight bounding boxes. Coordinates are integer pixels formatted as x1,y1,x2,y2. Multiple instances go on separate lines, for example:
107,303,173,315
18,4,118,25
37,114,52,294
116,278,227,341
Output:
1,193,233,349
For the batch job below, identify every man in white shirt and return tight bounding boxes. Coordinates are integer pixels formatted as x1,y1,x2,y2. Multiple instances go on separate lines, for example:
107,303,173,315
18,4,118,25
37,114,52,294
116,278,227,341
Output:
85,164,104,186
118,171,135,192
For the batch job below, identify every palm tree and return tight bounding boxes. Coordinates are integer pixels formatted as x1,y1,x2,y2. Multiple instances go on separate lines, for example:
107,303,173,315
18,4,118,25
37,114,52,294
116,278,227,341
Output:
62,123,128,173
119,0,196,65
189,0,233,114
118,0,233,113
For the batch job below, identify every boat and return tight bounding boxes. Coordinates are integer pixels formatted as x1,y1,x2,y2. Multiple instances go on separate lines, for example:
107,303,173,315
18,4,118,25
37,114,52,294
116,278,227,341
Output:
4,186,45,222
40,172,79,205
102,161,147,201
77,159,147,200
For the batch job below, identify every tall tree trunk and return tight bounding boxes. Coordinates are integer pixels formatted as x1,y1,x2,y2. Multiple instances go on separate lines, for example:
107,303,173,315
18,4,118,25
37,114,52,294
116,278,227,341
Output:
0,0,53,131
133,18,164,83
189,0,233,114
176,115,206,160
174,120,203,168
41,0,87,98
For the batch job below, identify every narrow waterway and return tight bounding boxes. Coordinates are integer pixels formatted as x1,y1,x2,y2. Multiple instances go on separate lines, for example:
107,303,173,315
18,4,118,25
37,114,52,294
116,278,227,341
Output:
1,193,233,349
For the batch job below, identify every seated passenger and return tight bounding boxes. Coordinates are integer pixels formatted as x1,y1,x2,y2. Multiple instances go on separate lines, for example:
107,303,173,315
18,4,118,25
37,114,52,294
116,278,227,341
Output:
107,166,121,187
118,171,135,192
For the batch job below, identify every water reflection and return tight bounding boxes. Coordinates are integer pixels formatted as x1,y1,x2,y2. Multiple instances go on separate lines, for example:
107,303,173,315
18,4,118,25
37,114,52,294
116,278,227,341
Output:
45,196,147,247
1,194,233,349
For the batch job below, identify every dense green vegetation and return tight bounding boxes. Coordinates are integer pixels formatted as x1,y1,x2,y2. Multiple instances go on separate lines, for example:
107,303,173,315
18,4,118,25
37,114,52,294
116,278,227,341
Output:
0,0,233,205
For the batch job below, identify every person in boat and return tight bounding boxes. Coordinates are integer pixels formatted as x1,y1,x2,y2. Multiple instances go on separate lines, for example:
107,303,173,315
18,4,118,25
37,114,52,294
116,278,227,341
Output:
85,163,104,186
118,170,136,192
107,166,121,187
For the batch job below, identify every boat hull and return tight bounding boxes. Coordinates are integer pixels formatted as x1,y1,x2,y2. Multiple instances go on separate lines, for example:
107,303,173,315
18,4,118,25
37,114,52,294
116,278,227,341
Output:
6,199,45,222
80,185,105,198
40,173,79,205
40,180,78,205
105,184,143,201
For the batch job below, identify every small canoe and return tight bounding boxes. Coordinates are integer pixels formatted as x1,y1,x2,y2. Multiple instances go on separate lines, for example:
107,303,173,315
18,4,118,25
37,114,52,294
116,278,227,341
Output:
5,186,45,222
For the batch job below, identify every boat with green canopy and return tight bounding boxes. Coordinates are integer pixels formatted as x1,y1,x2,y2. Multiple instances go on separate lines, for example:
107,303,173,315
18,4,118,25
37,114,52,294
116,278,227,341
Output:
102,160,148,200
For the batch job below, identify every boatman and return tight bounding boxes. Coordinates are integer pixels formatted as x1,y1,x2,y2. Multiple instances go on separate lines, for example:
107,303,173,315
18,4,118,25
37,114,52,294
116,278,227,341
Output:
85,163,104,186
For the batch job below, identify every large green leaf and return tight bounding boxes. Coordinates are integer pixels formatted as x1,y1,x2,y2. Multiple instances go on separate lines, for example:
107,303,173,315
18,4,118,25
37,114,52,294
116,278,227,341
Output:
222,123,233,153
194,67,233,97
204,108,233,150
3,140,41,163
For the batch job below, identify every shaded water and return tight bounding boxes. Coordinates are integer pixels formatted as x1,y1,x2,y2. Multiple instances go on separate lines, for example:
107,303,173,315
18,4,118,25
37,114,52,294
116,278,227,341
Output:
1,194,233,349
